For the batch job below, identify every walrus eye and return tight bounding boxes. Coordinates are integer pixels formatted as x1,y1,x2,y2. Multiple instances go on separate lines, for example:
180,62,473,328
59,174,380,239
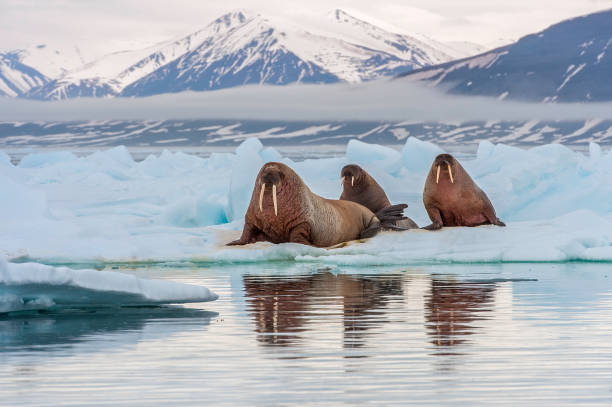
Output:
436,165,440,184
259,184,265,212
448,163,454,184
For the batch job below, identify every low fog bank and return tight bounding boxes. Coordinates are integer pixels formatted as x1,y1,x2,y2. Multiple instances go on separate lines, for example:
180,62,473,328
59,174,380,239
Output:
2,81,612,122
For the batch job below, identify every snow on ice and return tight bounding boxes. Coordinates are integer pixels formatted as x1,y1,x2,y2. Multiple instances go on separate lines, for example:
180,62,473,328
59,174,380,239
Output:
0,257,218,313
0,137,611,265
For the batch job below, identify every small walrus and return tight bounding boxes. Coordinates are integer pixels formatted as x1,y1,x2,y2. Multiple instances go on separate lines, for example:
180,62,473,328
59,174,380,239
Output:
423,154,505,230
228,162,407,247
340,164,418,229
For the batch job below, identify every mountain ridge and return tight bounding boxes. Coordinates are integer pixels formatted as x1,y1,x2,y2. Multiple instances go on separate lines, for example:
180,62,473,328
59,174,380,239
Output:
4,9,481,100
399,8,612,102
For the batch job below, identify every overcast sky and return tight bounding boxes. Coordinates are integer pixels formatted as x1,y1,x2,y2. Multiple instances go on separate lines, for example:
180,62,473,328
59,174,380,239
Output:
1,0,612,57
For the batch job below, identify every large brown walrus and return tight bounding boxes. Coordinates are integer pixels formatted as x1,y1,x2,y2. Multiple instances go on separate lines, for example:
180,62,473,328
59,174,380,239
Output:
340,164,418,229
423,154,505,230
227,162,407,247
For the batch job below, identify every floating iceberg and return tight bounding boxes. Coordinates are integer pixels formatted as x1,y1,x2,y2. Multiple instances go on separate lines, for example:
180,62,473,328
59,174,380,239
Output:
0,137,610,264
0,258,218,313
0,306,217,351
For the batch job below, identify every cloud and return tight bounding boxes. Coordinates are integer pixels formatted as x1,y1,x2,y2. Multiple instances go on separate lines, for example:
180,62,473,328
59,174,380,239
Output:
1,0,612,54
2,81,612,123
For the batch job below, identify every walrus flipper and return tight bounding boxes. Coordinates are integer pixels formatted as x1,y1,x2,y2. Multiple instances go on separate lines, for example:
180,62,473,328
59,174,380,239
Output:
493,218,506,227
359,223,381,239
359,204,409,238
482,206,506,227
382,223,416,232
227,222,266,245
288,223,312,245
422,206,443,230
375,204,408,225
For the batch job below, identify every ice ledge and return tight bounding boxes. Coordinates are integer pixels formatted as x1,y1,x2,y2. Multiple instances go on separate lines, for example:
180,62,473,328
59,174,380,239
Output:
0,258,218,313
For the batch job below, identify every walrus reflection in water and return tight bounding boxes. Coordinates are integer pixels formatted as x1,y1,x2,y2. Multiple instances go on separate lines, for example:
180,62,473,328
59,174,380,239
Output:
426,278,496,347
423,154,505,230
243,272,403,347
340,164,418,229
228,162,408,246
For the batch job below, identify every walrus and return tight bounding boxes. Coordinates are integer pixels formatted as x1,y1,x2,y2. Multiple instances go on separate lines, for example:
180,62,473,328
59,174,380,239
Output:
340,164,418,229
227,162,407,247
423,154,505,230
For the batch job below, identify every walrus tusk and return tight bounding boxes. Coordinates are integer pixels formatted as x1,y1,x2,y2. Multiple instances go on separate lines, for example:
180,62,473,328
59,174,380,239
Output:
351,176,354,187
259,184,265,212
272,184,278,216
436,165,440,184
448,164,454,184
341,176,345,185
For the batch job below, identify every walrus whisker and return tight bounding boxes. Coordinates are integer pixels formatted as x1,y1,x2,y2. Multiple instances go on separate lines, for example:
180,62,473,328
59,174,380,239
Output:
259,184,265,212
272,184,278,216
436,165,440,184
351,176,354,187
448,164,454,184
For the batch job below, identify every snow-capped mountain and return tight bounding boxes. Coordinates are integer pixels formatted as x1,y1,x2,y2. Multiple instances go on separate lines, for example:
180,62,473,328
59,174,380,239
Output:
400,9,612,102
21,9,473,100
15,44,88,78
0,52,48,97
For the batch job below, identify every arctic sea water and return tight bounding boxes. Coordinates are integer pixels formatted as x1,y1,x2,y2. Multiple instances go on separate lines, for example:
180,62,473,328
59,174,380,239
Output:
1,137,612,406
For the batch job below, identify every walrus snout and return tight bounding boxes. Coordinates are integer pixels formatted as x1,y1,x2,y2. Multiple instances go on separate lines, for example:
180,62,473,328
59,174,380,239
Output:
341,164,363,187
261,171,282,187
259,166,285,216
433,154,455,166
433,154,456,184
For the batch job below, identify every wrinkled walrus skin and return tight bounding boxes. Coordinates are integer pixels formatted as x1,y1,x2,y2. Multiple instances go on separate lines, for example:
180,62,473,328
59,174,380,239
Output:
423,154,505,230
228,162,407,247
340,164,418,229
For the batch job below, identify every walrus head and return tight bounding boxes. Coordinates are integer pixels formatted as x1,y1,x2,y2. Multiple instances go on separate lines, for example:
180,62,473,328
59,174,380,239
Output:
432,154,457,185
341,164,365,189
256,162,302,217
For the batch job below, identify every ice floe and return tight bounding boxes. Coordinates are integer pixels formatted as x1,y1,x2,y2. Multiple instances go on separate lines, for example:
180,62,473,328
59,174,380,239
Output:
0,258,218,313
0,137,611,264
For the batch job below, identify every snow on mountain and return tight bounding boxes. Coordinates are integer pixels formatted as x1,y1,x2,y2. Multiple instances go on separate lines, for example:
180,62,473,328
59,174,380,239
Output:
0,52,48,97
123,9,471,97
23,9,469,100
14,43,88,78
24,27,226,100
400,9,612,102
442,41,488,58
295,9,457,77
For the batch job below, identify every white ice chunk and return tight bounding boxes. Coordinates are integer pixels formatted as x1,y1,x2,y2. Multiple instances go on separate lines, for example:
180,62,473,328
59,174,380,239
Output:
0,172,49,222
0,258,218,312
400,136,445,172
212,210,612,264
0,151,11,167
0,137,611,264
346,139,401,168
161,194,227,227
19,151,77,168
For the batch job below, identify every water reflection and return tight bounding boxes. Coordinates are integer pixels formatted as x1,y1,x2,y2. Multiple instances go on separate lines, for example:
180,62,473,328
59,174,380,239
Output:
331,274,403,349
0,306,217,353
244,272,501,351
2,264,612,407
243,272,403,348
425,278,495,347
243,275,312,346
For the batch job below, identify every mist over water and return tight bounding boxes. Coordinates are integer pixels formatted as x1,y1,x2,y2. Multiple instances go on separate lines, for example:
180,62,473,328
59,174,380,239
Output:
2,81,612,122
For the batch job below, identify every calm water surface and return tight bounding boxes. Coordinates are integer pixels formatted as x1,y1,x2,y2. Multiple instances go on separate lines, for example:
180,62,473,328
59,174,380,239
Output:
1,263,612,406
